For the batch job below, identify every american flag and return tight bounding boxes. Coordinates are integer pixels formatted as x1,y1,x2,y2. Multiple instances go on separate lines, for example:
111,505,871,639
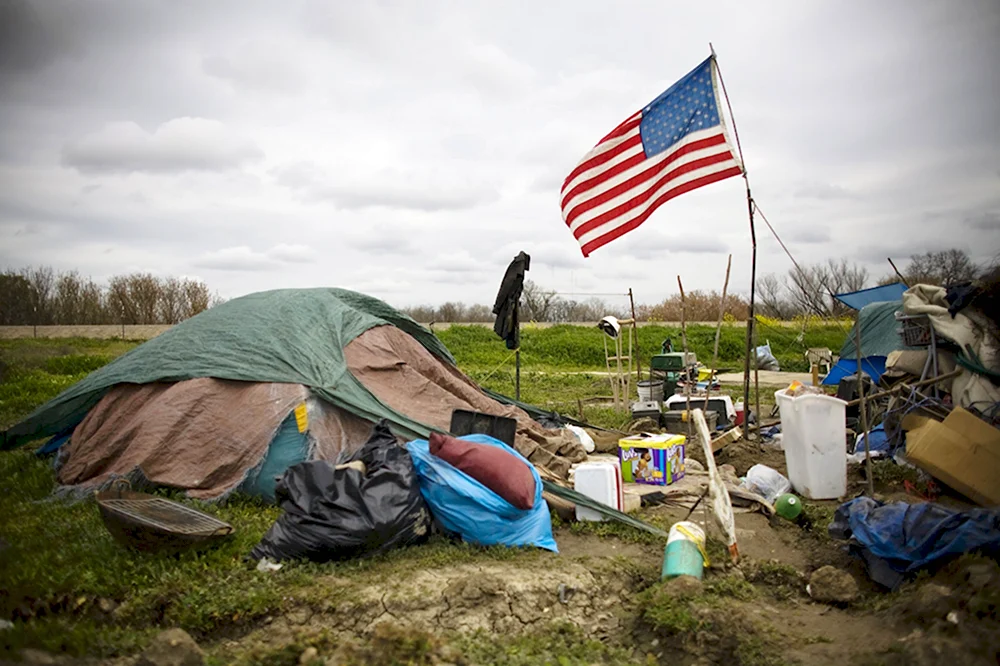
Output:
561,56,744,257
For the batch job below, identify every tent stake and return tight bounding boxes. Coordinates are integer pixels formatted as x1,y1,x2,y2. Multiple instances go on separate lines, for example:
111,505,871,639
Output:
855,325,874,497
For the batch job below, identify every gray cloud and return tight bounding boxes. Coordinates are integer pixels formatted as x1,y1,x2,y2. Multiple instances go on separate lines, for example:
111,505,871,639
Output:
62,118,263,174
794,182,857,201
192,243,315,271
0,0,74,78
1,0,998,307
201,46,307,93
965,211,999,231
785,227,831,244
274,161,498,212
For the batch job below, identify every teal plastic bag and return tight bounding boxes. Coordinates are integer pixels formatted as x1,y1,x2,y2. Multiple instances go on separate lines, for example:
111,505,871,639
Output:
406,434,557,552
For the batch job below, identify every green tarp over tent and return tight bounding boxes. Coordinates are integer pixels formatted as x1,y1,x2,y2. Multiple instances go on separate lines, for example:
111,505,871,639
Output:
2,288,455,449
839,300,912,359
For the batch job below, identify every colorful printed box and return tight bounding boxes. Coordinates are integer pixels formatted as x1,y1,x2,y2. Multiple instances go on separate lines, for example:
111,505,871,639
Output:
618,433,686,486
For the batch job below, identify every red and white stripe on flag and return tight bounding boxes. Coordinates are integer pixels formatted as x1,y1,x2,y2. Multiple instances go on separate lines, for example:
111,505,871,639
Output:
561,57,743,257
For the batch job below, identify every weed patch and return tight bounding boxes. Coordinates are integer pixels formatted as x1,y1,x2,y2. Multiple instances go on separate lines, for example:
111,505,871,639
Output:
455,621,641,666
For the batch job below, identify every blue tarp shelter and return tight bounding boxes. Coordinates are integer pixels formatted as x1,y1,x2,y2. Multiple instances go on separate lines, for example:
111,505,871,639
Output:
834,283,908,311
822,299,912,385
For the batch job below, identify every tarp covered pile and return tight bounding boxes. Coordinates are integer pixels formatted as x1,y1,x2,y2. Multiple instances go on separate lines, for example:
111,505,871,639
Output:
2,288,586,500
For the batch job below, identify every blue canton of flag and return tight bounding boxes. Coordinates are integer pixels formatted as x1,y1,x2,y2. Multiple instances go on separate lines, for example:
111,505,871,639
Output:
561,56,743,257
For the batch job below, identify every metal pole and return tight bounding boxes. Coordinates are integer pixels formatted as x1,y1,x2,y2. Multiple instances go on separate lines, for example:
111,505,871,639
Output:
742,184,757,439
515,349,521,402
677,276,693,440
856,325,874,497
629,288,641,383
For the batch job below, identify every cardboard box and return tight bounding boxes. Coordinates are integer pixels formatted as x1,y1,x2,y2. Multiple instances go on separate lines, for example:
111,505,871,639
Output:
619,433,686,486
905,408,1000,507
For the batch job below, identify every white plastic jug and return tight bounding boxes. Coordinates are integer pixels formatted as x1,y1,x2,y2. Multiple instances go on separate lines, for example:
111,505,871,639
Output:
774,389,847,499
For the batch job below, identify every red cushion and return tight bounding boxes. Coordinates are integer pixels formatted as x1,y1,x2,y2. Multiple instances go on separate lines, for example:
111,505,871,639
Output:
429,432,536,510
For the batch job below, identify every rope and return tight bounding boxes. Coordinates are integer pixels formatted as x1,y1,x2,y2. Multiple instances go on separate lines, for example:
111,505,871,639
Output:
476,348,520,383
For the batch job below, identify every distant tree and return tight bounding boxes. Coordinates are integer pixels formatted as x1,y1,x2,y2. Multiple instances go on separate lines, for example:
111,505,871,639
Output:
436,301,467,323
644,290,749,321
464,303,494,322
158,277,184,324
25,266,55,325
182,279,212,318
0,271,33,325
0,266,218,325
755,274,796,320
902,249,979,287
520,280,560,322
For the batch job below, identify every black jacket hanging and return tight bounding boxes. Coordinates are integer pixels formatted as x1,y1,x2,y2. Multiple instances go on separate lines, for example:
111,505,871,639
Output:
492,251,530,350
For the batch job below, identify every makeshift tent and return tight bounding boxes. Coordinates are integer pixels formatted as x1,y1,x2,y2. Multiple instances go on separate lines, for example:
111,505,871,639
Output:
2,288,586,500
822,300,910,385
834,283,908,311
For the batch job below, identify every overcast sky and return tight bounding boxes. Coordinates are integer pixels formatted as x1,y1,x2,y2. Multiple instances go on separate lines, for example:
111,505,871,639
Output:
2,0,998,308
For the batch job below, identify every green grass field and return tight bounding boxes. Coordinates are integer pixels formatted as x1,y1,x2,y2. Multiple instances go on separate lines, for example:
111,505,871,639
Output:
437,321,847,374
0,323,846,662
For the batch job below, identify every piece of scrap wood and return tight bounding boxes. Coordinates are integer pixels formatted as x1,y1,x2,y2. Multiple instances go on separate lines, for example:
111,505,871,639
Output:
711,426,743,453
696,409,739,563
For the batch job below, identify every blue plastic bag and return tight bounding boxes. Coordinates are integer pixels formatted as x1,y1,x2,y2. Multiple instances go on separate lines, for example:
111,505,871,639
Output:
406,434,558,553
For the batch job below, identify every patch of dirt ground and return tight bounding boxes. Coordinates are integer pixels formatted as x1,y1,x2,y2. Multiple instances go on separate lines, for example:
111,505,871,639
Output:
198,525,998,666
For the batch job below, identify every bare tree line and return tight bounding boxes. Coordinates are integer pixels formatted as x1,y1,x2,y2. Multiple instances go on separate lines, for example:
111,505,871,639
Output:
755,249,984,320
400,281,749,323
0,266,220,326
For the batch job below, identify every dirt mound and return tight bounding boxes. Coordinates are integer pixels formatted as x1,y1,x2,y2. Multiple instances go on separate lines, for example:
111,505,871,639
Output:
218,559,645,663
885,556,1000,666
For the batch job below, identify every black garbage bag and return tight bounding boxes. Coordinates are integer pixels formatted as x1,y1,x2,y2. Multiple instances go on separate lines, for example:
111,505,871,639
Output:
250,420,432,562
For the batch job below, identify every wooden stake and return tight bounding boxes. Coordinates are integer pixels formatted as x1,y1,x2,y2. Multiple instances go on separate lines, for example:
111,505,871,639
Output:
677,276,693,440
753,319,762,438
742,184,757,440
856,325,874,497
629,287,641,384
705,255,732,414
888,257,909,287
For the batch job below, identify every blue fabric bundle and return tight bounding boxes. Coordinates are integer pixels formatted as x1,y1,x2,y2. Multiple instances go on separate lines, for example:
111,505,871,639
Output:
830,497,1000,588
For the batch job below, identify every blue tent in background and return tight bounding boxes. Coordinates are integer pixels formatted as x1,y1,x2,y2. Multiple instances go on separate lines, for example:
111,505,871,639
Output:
822,293,912,386
834,283,908,311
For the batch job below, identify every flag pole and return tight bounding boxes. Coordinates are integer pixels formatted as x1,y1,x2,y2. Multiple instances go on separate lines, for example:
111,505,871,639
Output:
710,43,756,439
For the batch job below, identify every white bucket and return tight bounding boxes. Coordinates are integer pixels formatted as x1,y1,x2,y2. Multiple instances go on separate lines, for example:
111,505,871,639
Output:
667,520,706,546
637,379,664,402
662,521,707,579
774,388,847,499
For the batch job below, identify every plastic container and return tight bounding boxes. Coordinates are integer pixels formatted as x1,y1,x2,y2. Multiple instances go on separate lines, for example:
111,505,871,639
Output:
741,464,791,503
734,401,745,426
637,379,664,402
774,388,847,499
573,462,624,522
662,521,706,579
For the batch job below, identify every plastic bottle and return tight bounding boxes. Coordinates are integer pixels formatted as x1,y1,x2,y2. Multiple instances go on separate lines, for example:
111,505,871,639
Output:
775,493,803,521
